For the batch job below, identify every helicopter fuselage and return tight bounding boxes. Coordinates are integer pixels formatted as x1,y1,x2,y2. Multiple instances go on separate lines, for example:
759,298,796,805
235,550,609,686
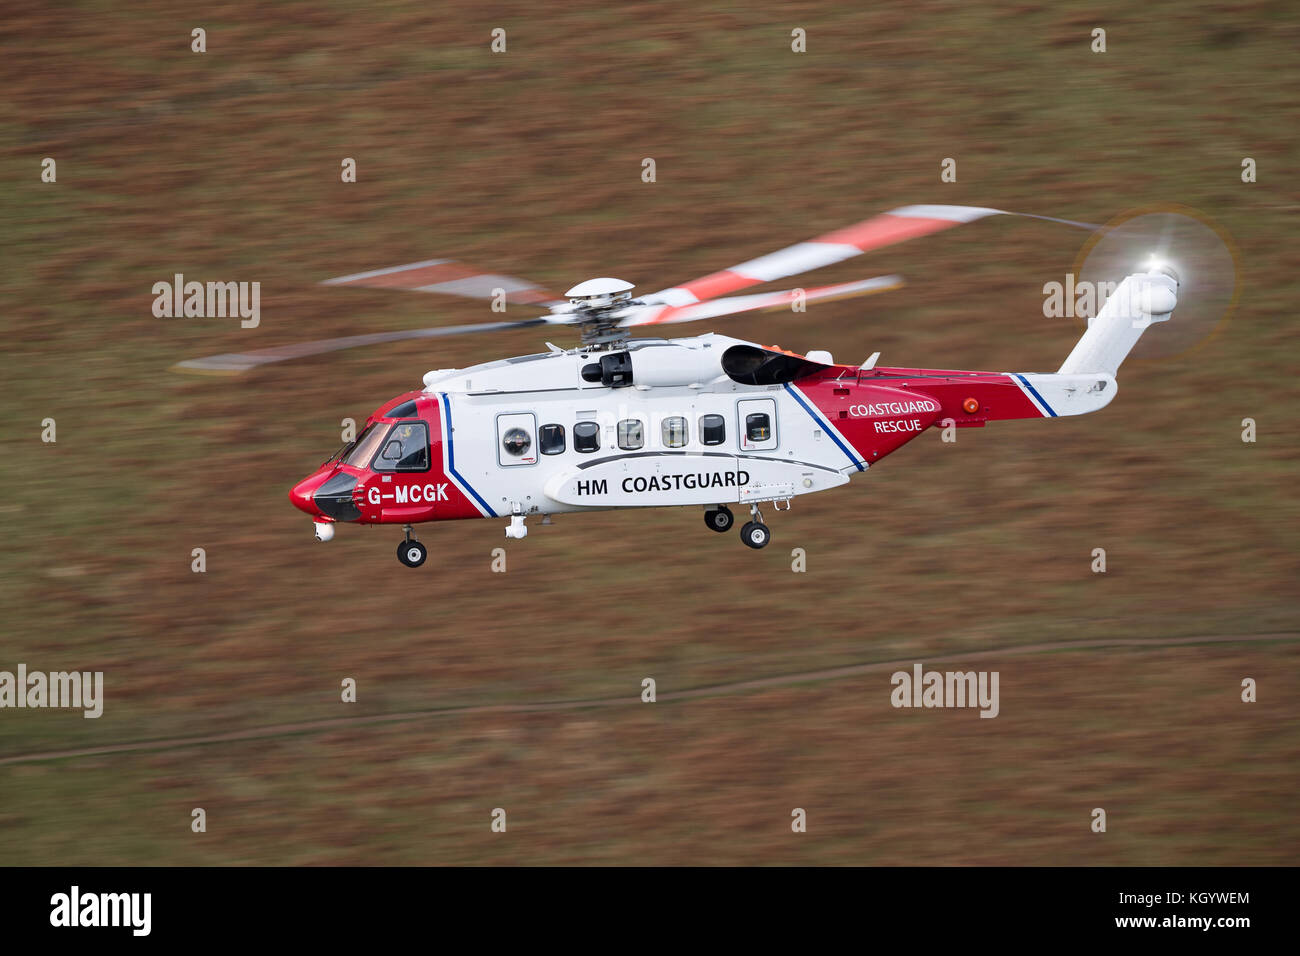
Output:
288,332,1114,539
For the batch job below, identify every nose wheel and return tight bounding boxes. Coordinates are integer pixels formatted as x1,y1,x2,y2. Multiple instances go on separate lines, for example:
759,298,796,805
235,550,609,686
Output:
397,526,427,568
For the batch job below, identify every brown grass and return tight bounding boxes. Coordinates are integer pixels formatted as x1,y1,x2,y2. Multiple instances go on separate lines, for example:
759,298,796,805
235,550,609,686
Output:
0,0,1296,864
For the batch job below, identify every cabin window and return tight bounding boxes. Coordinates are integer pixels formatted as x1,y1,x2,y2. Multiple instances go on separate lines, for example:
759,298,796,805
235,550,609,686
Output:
539,423,566,455
617,419,644,450
574,421,601,453
699,414,726,446
371,421,430,472
661,416,687,448
745,412,772,442
495,413,537,467
501,427,531,458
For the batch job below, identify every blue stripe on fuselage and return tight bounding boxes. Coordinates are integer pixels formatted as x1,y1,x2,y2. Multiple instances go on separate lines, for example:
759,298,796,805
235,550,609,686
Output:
783,384,865,471
439,393,497,517
1013,374,1058,418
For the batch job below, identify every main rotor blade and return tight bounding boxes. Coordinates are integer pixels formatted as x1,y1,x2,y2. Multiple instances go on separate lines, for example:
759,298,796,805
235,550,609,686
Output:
646,205,1097,307
621,275,903,327
171,318,552,374
323,259,564,307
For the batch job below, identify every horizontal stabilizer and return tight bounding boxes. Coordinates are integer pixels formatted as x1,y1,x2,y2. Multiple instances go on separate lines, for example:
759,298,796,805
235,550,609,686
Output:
1009,372,1119,417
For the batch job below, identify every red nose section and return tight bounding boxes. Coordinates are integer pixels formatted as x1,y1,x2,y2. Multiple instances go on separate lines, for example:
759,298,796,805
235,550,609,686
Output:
289,471,327,516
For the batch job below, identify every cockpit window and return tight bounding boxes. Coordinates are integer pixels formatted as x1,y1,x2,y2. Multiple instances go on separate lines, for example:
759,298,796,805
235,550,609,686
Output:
344,423,389,467
372,421,430,472
325,441,351,465
385,400,419,419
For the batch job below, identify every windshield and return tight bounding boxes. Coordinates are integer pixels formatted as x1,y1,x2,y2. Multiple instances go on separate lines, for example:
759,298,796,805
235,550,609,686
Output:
343,423,390,468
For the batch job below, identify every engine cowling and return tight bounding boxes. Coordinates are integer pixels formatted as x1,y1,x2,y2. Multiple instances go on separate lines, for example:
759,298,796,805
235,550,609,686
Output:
581,343,725,388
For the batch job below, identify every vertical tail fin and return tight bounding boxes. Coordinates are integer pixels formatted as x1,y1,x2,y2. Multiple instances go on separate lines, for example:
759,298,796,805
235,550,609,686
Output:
1057,265,1179,376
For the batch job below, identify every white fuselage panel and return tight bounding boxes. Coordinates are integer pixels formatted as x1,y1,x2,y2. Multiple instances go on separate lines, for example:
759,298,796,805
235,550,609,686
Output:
429,334,862,517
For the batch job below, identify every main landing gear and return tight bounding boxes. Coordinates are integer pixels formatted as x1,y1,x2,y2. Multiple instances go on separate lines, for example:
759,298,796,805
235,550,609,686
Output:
740,519,770,549
706,504,771,549
397,525,427,568
704,505,734,533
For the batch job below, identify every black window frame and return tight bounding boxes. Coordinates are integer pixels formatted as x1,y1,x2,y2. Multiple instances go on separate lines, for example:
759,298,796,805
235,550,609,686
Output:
539,423,566,456
573,421,601,454
699,413,727,446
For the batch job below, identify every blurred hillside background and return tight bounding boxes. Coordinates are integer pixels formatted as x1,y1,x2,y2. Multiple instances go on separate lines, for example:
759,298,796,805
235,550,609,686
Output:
0,1,1296,864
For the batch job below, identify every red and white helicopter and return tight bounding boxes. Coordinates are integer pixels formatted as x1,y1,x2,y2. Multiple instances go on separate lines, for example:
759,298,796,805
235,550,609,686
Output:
180,204,1180,566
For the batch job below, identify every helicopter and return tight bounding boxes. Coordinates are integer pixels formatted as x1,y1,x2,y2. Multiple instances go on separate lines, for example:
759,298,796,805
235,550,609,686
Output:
177,203,1180,566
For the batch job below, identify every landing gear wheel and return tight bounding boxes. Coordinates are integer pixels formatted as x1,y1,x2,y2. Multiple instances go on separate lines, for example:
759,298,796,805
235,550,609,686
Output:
704,506,734,533
740,521,770,550
397,539,427,568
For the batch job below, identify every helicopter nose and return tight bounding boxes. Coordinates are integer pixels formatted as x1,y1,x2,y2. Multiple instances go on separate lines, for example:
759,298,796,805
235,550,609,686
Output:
289,474,324,516
311,472,361,521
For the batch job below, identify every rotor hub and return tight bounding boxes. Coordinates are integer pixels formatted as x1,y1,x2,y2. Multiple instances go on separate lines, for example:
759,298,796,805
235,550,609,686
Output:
564,278,638,347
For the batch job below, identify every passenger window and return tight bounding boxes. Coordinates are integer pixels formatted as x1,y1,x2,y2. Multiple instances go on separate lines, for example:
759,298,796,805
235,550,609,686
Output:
501,428,531,458
745,413,772,442
618,420,644,450
661,416,687,448
574,421,600,453
371,421,429,472
699,414,726,446
539,423,566,455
